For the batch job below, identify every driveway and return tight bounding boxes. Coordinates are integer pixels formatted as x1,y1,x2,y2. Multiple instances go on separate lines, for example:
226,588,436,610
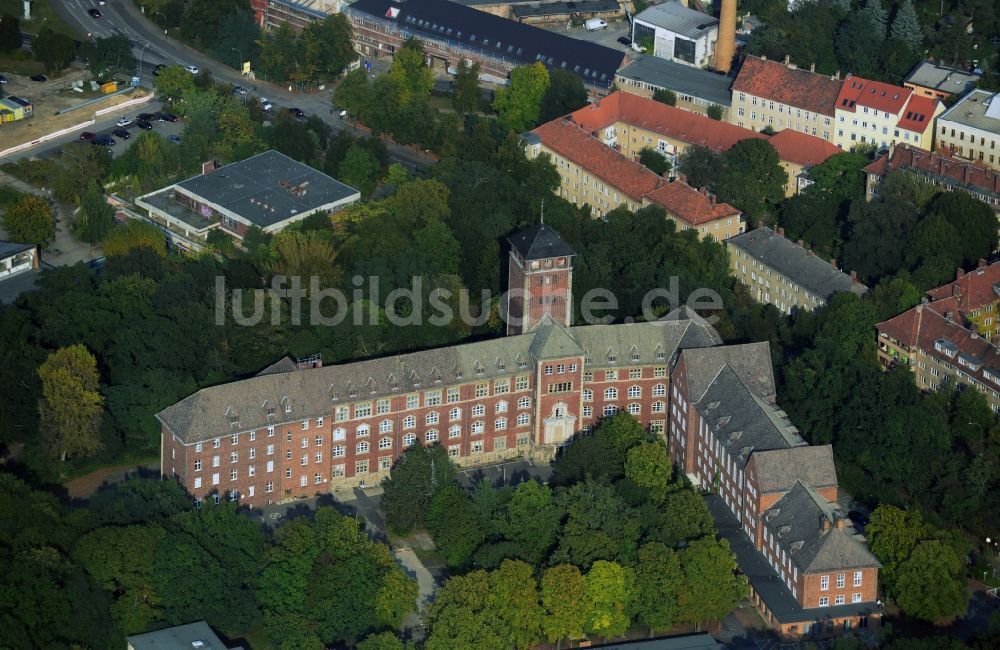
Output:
456,458,552,489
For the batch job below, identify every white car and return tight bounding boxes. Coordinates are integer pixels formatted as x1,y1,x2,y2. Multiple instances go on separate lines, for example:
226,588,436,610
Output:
259,97,273,111
115,116,132,127
185,65,199,74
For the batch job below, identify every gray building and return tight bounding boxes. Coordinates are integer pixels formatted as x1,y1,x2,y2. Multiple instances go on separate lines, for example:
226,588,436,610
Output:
127,622,243,650
631,0,719,69
726,226,867,314
936,89,1000,171
615,55,731,119
903,61,980,101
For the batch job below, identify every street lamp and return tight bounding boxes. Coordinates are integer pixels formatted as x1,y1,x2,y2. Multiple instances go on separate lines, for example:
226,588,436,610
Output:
231,47,244,74
137,43,151,79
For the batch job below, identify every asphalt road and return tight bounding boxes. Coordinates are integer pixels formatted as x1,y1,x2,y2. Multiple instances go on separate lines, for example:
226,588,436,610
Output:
50,1,431,170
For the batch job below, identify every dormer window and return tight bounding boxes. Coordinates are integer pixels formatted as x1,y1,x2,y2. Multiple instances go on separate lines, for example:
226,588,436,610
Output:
226,409,240,428
388,374,399,391
410,371,421,388
263,401,276,418
516,354,527,369
607,348,617,364
654,345,665,360
497,357,506,371
367,378,377,394
630,347,640,362
281,396,291,414
934,337,958,358
474,361,484,376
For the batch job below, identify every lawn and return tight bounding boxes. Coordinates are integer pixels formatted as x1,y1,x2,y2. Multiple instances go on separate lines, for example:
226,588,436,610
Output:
0,0,77,37
0,50,44,75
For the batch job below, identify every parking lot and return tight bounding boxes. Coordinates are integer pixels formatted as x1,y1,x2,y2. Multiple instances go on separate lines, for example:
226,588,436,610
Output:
561,18,633,51
84,112,185,158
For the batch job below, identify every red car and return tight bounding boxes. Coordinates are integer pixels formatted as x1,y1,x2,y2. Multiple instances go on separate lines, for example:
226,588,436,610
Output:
79,131,96,141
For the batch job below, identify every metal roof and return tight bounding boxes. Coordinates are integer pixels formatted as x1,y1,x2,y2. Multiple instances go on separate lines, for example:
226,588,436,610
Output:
633,0,718,40
508,223,576,260
903,61,980,95
0,240,35,259
615,56,732,107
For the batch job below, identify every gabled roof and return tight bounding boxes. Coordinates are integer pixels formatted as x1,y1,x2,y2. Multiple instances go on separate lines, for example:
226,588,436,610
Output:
508,223,576,261
763,482,881,573
347,0,626,88
927,260,1000,312
643,179,741,226
529,315,585,360
836,74,911,115
634,0,719,40
615,56,733,107
863,143,1000,202
677,341,775,403
749,445,837,494
531,118,665,201
896,94,939,134
732,56,843,117
766,129,840,168
726,226,868,301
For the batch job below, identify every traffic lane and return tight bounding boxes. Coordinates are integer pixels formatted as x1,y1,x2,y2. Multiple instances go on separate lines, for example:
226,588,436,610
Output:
57,0,123,40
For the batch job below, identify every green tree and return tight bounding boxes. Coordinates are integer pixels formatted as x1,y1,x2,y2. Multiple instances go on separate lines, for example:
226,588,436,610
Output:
638,147,671,176
154,65,197,102
381,444,456,534
357,631,414,650
644,488,715,547
269,229,341,289
717,139,787,220
390,38,434,105
491,559,542,648
890,0,923,51
552,478,642,568
78,35,135,76
538,68,588,123
296,14,356,81
427,484,486,569
257,22,297,82
493,62,551,132
625,441,672,502
102,220,167,257
2,193,55,246
584,560,633,639
894,540,968,621
862,0,888,38
652,88,677,106
540,564,587,647
75,182,115,244
835,11,881,79
453,59,483,115
677,145,723,189
495,479,561,565
677,537,745,627
38,345,104,462
425,570,510,650
706,104,723,120
32,26,75,73
55,141,111,203
632,542,681,634
338,144,381,198
0,14,20,52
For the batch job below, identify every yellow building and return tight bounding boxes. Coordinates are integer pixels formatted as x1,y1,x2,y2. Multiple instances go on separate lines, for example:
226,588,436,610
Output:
936,90,1000,170
833,75,942,151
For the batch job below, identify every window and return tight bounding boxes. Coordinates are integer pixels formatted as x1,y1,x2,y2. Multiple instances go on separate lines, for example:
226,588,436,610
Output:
627,403,641,415
287,432,292,442
820,575,829,591
265,481,274,493
836,573,845,588
195,442,203,453
854,571,862,587
213,438,221,448
448,444,460,457
194,459,202,471
424,390,442,406
403,415,416,429
230,469,237,481
628,386,641,398
475,383,489,397
472,404,485,417
379,437,392,450
300,437,309,449
334,406,348,422
212,455,220,468
354,402,372,418
495,417,507,430
496,400,508,413
852,593,862,603
403,433,416,447
653,383,666,397
380,456,392,470
605,370,618,381
376,399,390,415
406,394,419,409
583,372,593,382
516,376,529,391
549,382,572,393
652,401,665,413
212,473,220,486
248,465,256,477
517,413,529,426
518,396,530,409
603,405,618,416
835,595,845,605
300,454,308,466
654,367,667,378
583,406,593,417
316,417,323,428
301,419,309,431
450,407,461,421
819,597,829,607
378,419,392,434
604,387,618,400
230,451,238,463
356,460,369,475
332,445,345,458
357,441,369,454
426,429,439,442
447,387,461,403
230,434,239,445
194,477,202,489
472,421,485,434
426,411,439,425
494,379,510,394
332,464,345,478
629,368,641,379
544,365,554,376
266,460,274,472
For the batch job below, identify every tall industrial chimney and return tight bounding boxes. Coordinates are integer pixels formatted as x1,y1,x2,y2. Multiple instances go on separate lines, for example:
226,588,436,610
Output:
714,0,737,74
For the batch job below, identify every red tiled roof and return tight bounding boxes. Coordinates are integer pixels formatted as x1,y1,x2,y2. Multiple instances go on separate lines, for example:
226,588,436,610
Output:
569,91,768,154
896,94,938,134
767,129,841,167
927,261,1000,312
863,144,1000,200
731,56,843,117
877,303,1000,388
836,75,911,115
531,118,663,202
644,179,740,226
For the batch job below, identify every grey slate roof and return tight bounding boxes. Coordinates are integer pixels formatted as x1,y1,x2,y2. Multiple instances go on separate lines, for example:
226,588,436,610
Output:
727,226,868,301
634,1,718,39
616,56,733,107
904,61,980,96
938,89,1000,133
0,240,35,259
513,0,619,18
763,482,881,574
255,356,299,377
750,445,837,494
695,365,806,468
127,621,243,650
708,495,881,623
173,150,360,228
589,633,725,649
509,223,576,260
157,317,718,443
677,341,775,403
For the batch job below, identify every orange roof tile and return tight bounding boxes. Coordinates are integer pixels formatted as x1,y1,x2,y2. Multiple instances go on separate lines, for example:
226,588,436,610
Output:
927,261,1000,313
863,144,1000,201
531,118,664,202
732,56,843,117
896,94,938,134
644,179,741,226
836,75,911,115
767,129,841,167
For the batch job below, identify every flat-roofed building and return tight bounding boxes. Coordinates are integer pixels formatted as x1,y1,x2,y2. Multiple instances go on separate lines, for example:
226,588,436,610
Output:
631,0,719,69
615,55,732,120
903,61,980,101
128,621,244,650
936,89,1000,170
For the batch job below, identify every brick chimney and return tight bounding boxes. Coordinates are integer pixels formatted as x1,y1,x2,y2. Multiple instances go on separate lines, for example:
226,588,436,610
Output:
850,270,858,284
709,193,716,205
833,70,841,80
714,0,737,73
835,515,847,530
784,54,791,66
202,161,216,175
979,258,987,268
797,239,804,248
957,267,965,280
678,174,687,184
757,220,765,229
699,186,708,195
831,257,837,269
777,227,785,237
820,515,831,532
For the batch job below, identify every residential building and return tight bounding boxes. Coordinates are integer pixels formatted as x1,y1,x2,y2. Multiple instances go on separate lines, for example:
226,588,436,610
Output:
726,225,868,314
862,144,1000,215
523,120,744,236
768,129,843,196
671,343,881,636
926,260,1000,341
615,55,733,120
249,0,340,30
876,299,1000,413
346,0,626,94
903,61,980,101
128,621,244,650
565,91,839,196
506,223,575,335
0,240,38,281
730,55,842,142
0,95,32,123
451,0,624,26
631,1,719,69
833,74,942,151
136,151,360,254
936,89,1000,170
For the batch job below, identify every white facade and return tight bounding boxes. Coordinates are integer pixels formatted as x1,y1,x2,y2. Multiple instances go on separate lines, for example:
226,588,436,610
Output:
632,1,718,69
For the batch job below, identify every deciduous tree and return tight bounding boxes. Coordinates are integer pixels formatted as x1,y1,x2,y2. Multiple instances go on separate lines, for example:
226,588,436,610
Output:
2,193,55,246
32,26,75,73
453,60,483,115
538,68,588,123
38,345,104,461
0,14,20,52
638,147,670,176
625,441,672,502
75,182,115,244
540,564,587,647
677,537,746,627
584,560,633,639
631,542,681,634
652,88,676,106
390,38,434,105
102,220,167,257
381,444,456,534
493,62,550,132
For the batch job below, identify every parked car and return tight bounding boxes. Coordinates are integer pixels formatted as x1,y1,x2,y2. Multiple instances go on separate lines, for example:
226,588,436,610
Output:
30,74,47,82
234,85,249,95
0,74,7,84
79,131,96,141
115,116,132,127
88,8,102,18
167,135,182,145
184,65,199,74
113,128,131,139
617,36,631,46
136,119,153,130
92,135,115,146
288,107,305,118
157,112,177,122
152,64,166,76
137,112,155,121
260,100,273,112
585,18,607,30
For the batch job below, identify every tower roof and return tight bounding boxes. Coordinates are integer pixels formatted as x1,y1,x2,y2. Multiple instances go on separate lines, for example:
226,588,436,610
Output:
508,224,576,261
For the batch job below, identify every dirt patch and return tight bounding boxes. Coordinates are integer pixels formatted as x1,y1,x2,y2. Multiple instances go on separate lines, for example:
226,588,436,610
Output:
63,461,158,499
0,70,151,151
